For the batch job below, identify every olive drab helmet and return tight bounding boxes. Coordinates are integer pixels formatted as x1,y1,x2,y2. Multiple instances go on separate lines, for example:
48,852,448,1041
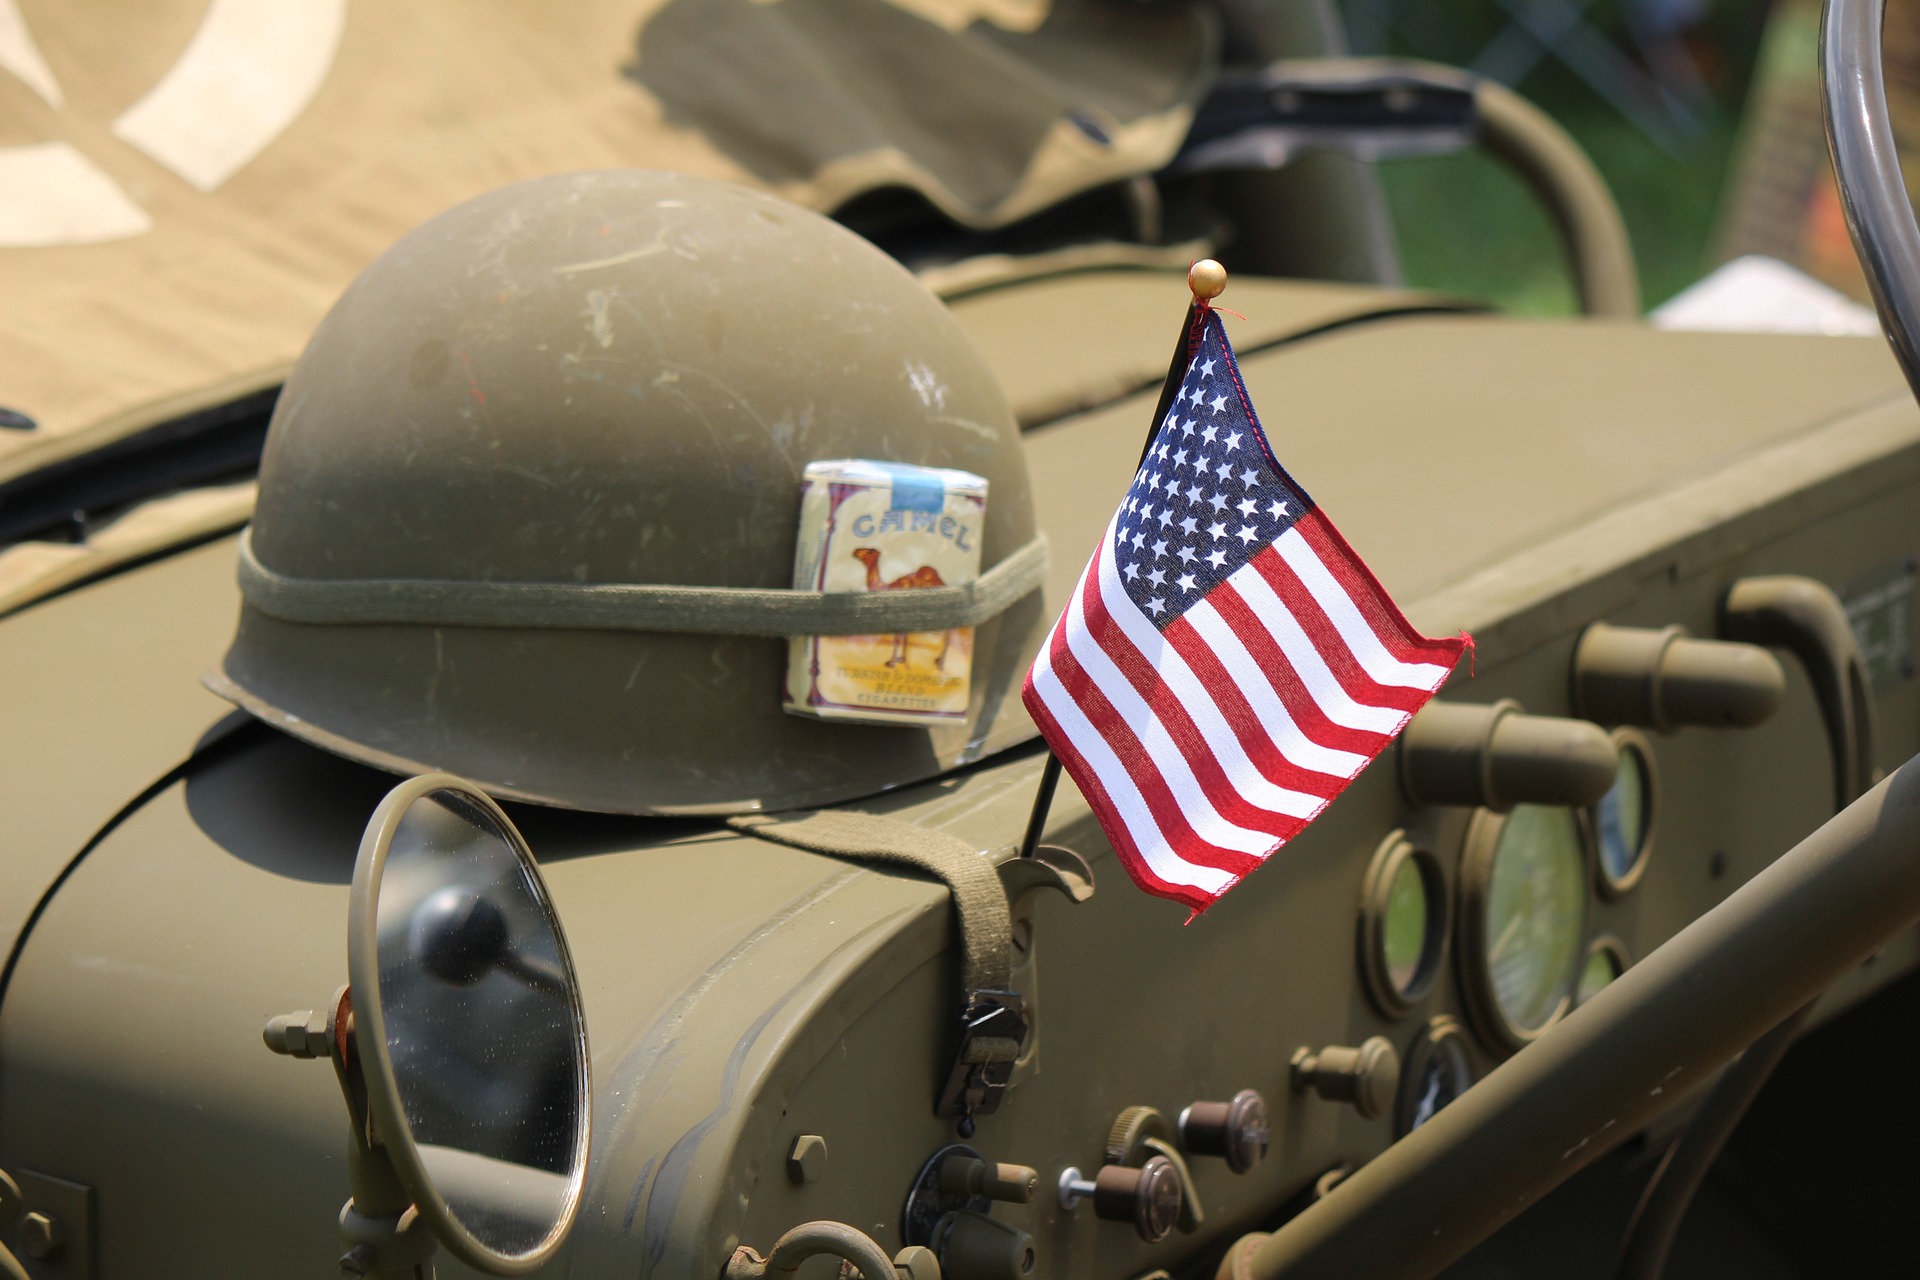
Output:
207,170,1048,815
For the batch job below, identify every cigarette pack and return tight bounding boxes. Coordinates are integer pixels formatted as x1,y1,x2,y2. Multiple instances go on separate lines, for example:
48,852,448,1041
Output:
785,459,988,726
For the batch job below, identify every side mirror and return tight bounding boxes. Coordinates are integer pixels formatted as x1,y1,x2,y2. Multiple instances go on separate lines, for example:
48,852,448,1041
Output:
268,774,591,1278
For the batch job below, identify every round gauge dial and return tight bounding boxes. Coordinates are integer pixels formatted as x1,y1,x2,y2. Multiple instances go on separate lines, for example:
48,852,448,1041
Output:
1396,1017,1475,1137
1576,936,1628,1006
1359,832,1449,1016
1461,804,1590,1050
1593,731,1656,896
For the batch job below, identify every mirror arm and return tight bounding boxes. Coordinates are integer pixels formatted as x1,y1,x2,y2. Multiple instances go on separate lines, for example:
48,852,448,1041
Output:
1214,749,1920,1280
338,1201,438,1280
327,992,439,1280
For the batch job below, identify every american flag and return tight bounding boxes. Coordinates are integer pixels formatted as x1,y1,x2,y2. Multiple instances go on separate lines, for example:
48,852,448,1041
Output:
1021,309,1469,913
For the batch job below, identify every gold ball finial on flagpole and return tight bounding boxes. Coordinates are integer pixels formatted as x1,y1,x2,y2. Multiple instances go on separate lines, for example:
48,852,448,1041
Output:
1188,258,1228,302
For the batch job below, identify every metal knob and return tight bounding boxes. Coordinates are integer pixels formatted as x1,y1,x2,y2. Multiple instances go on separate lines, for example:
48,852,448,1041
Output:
1057,1157,1183,1243
1178,1089,1271,1173
1290,1037,1401,1121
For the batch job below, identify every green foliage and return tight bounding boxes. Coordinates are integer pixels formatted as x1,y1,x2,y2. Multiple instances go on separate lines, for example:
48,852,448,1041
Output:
1365,0,1768,313
1381,107,1742,313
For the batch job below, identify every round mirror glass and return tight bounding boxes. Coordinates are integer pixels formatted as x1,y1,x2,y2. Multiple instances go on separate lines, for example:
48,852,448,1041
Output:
351,776,589,1274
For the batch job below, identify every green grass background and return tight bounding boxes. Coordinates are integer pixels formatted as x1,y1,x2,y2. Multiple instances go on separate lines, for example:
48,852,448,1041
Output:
1361,1,1770,313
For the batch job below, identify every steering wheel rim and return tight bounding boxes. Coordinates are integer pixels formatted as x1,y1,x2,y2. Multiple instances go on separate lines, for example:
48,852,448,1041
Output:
1824,0,1920,399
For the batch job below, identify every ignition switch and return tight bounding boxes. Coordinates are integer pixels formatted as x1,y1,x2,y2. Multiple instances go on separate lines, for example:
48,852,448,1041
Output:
930,1211,1035,1280
902,1145,1041,1280
1057,1157,1184,1243
1177,1089,1270,1172
1291,1037,1401,1120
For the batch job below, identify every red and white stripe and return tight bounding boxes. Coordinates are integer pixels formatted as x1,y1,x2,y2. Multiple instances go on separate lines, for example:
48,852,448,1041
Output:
1022,507,1465,914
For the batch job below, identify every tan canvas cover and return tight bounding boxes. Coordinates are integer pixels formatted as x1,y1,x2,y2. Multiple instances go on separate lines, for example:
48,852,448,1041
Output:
0,0,1210,489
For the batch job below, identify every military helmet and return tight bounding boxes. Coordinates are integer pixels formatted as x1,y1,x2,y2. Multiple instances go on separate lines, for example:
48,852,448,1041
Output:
208,170,1047,815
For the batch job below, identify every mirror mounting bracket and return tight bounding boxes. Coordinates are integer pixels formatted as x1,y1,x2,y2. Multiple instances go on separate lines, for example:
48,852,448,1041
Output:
265,986,440,1280
339,1202,438,1280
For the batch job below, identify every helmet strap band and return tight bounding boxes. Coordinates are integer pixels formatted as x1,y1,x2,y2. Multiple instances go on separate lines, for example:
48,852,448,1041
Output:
236,528,1048,636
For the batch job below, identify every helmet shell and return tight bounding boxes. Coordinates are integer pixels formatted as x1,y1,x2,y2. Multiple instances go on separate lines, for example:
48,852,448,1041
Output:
210,170,1042,814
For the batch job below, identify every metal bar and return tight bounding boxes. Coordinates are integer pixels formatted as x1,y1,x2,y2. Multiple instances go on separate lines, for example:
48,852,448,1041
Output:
1473,77,1640,317
1824,0,1920,401
1613,999,1813,1280
1015,298,1202,858
1017,754,1062,859
1230,751,1920,1280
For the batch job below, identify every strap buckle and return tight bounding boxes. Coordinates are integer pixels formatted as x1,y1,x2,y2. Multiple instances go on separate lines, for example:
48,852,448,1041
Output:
935,991,1029,1137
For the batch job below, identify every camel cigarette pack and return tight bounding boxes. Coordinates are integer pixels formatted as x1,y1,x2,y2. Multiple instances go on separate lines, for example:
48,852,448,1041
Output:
785,459,987,726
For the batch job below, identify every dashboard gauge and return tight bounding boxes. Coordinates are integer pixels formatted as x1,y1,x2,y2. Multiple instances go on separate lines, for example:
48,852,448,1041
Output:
1576,935,1628,1006
1396,1016,1475,1137
1593,729,1657,897
1359,830,1449,1016
1459,804,1591,1051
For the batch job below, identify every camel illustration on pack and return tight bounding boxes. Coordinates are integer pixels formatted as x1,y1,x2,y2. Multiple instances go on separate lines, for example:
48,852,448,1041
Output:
851,547,954,670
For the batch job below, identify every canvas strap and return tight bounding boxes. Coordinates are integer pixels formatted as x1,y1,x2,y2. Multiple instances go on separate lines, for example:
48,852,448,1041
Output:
726,809,1021,1065
235,528,1048,636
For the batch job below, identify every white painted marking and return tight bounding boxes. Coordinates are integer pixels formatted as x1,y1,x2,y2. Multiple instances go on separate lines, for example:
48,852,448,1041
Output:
0,142,151,246
0,0,61,108
112,0,346,192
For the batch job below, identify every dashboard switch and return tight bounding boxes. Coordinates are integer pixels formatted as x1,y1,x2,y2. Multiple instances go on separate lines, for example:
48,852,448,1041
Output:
1291,1037,1401,1121
1057,1157,1183,1242
937,1155,1038,1205
1177,1090,1271,1173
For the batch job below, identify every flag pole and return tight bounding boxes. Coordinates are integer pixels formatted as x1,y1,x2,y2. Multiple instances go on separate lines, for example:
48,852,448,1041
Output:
1016,260,1228,858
